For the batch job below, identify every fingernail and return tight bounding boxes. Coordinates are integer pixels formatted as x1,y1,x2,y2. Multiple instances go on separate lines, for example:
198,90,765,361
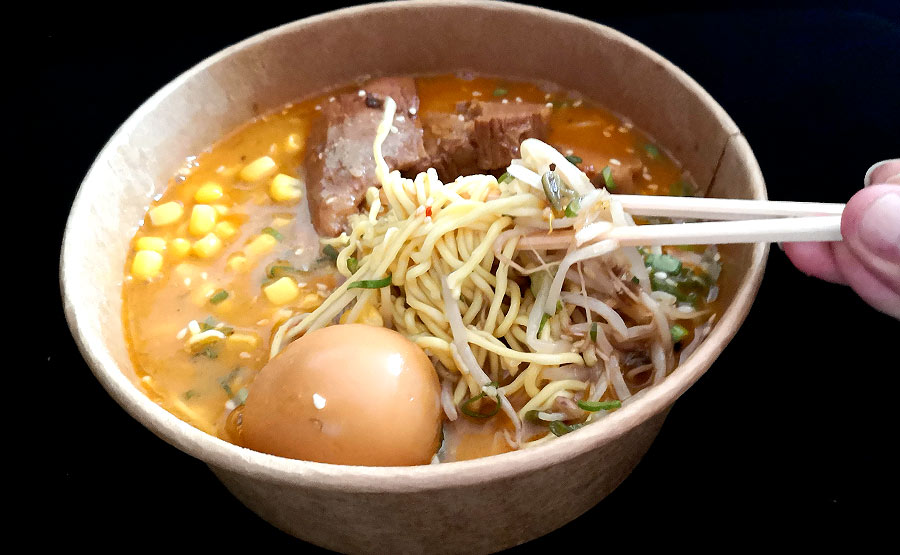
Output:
864,159,900,187
859,193,900,262
776,242,784,251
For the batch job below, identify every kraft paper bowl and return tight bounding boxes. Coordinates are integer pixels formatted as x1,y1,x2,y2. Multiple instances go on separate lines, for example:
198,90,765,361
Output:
61,2,767,552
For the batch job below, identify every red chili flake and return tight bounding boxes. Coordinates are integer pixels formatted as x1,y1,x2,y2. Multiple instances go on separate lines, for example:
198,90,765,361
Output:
425,206,432,218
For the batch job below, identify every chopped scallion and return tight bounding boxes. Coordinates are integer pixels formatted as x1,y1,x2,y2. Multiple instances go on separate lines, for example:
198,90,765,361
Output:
209,289,229,304
347,257,359,274
460,385,500,419
541,170,563,212
670,324,689,343
322,244,339,261
498,171,514,184
631,276,640,285
643,143,660,159
267,264,296,279
538,313,551,336
577,399,622,411
590,322,598,343
183,390,199,400
565,154,583,165
601,166,616,190
564,197,580,218
262,227,283,241
524,410,542,423
347,275,392,289
645,253,682,275
549,421,582,437
233,387,249,405
493,87,508,96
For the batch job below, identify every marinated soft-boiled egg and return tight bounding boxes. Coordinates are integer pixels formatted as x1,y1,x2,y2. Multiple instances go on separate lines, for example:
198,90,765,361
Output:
239,324,442,466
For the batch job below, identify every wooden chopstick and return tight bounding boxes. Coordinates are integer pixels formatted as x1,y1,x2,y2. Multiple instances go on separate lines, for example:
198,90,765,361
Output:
611,195,845,220
604,215,843,246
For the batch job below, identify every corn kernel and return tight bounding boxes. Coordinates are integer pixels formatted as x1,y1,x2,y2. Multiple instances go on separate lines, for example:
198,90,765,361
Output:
339,303,383,327
226,254,249,272
192,233,222,258
194,182,224,203
214,221,238,240
263,277,300,305
245,233,278,257
239,156,278,182
269,173,303,203
147,202,184,226
135,236,166,253
226,333,259,352
271,216,293,228
169,238,191,258
131,250,164,279
213,204,230,216
297,293,324,312
189,204,217,236
285,133,304,152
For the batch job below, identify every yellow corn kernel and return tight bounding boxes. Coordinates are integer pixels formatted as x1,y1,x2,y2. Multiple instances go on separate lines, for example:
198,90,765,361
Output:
213,204,230,216
226,254,249,272
131,250,164,279
272,308,294,326
226,333,259,353
147,202,184,226
271,216,293,228
192,233,222,258
169,238,191,258
245,233,278,257
269,173,303,203
194,182,224,203
263,277,300,305
284,133,304,152
239,156,277,182
135,236,166,253
214,221,238,240
189,204,217,236
339,303,383,327
297,293,324,312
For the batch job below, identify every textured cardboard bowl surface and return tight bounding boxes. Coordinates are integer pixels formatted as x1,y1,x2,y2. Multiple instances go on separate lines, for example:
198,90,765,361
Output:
61,2,767,553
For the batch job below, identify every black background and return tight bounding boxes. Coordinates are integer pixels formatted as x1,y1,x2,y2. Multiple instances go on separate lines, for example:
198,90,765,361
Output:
41,1,898,550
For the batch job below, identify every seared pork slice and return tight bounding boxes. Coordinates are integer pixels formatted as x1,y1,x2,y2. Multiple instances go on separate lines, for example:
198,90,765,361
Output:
468,101,551,169
414,112,478,180
305,77,427,236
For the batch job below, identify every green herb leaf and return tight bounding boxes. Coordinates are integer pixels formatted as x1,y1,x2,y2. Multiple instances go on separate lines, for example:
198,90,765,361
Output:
538,313,551,336
670,324,689,343
577,399,622,411
322,244,339,261
643,143,660,159
347,275,392,289
347,257,359,274
565,154,583,165
601,166,616,190
498,171,514,184
590,322,598,343
564,197,581,218
233,387,249,406
262,227,283,241
209,289,229,304
645,253,682,275
524,410,543,423
493,87,508,96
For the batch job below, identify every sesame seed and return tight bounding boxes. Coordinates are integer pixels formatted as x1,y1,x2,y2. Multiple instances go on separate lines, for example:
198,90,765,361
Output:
390,125,399,134
239,352,252,359
328,96,335,102
408,107,417,115
610,159,621,166
357,89,366,97
458,114,465,121
544,93,552,100
618,126,628,133
602,130,612,138
200,272,208,280
501,98,509,104
515,97,522,103
184,277,191,286
395,115,406,122
472,91,482,97
545,102,554,108
256,319,269,326
573,99,583,107
314,105,321,111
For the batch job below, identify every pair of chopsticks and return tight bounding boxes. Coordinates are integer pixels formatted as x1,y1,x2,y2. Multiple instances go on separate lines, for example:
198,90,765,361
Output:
607,195,844,246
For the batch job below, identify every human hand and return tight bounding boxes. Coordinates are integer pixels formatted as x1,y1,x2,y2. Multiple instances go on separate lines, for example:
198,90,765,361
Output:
783,160,900,319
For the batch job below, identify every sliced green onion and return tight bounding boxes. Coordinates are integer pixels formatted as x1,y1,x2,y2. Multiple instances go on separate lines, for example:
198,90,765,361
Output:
549,421,583,437
650,274,688,302
262,227,283,241
524,410,542,423
322,244,339,261
631,276,640,285
493,87,508,96
347,257,359,274
209,289,229,304
200,346,218,359
564,197,581,218
541,170,563,212
200,316,217,331
347,275,392,289
670,324,689,343
460,385,500,419
556,300,563,314
183,390,199,400
590,322,598,343
565,154,583,165
233,387,249,406
267,264,296,279
538,313,551,336
643,143,660,159
498,171,514,184
219,326,234,336
645,253,682,275
601,166,616,190
577,399,622,411
669,180,694,197
551,99,570,109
